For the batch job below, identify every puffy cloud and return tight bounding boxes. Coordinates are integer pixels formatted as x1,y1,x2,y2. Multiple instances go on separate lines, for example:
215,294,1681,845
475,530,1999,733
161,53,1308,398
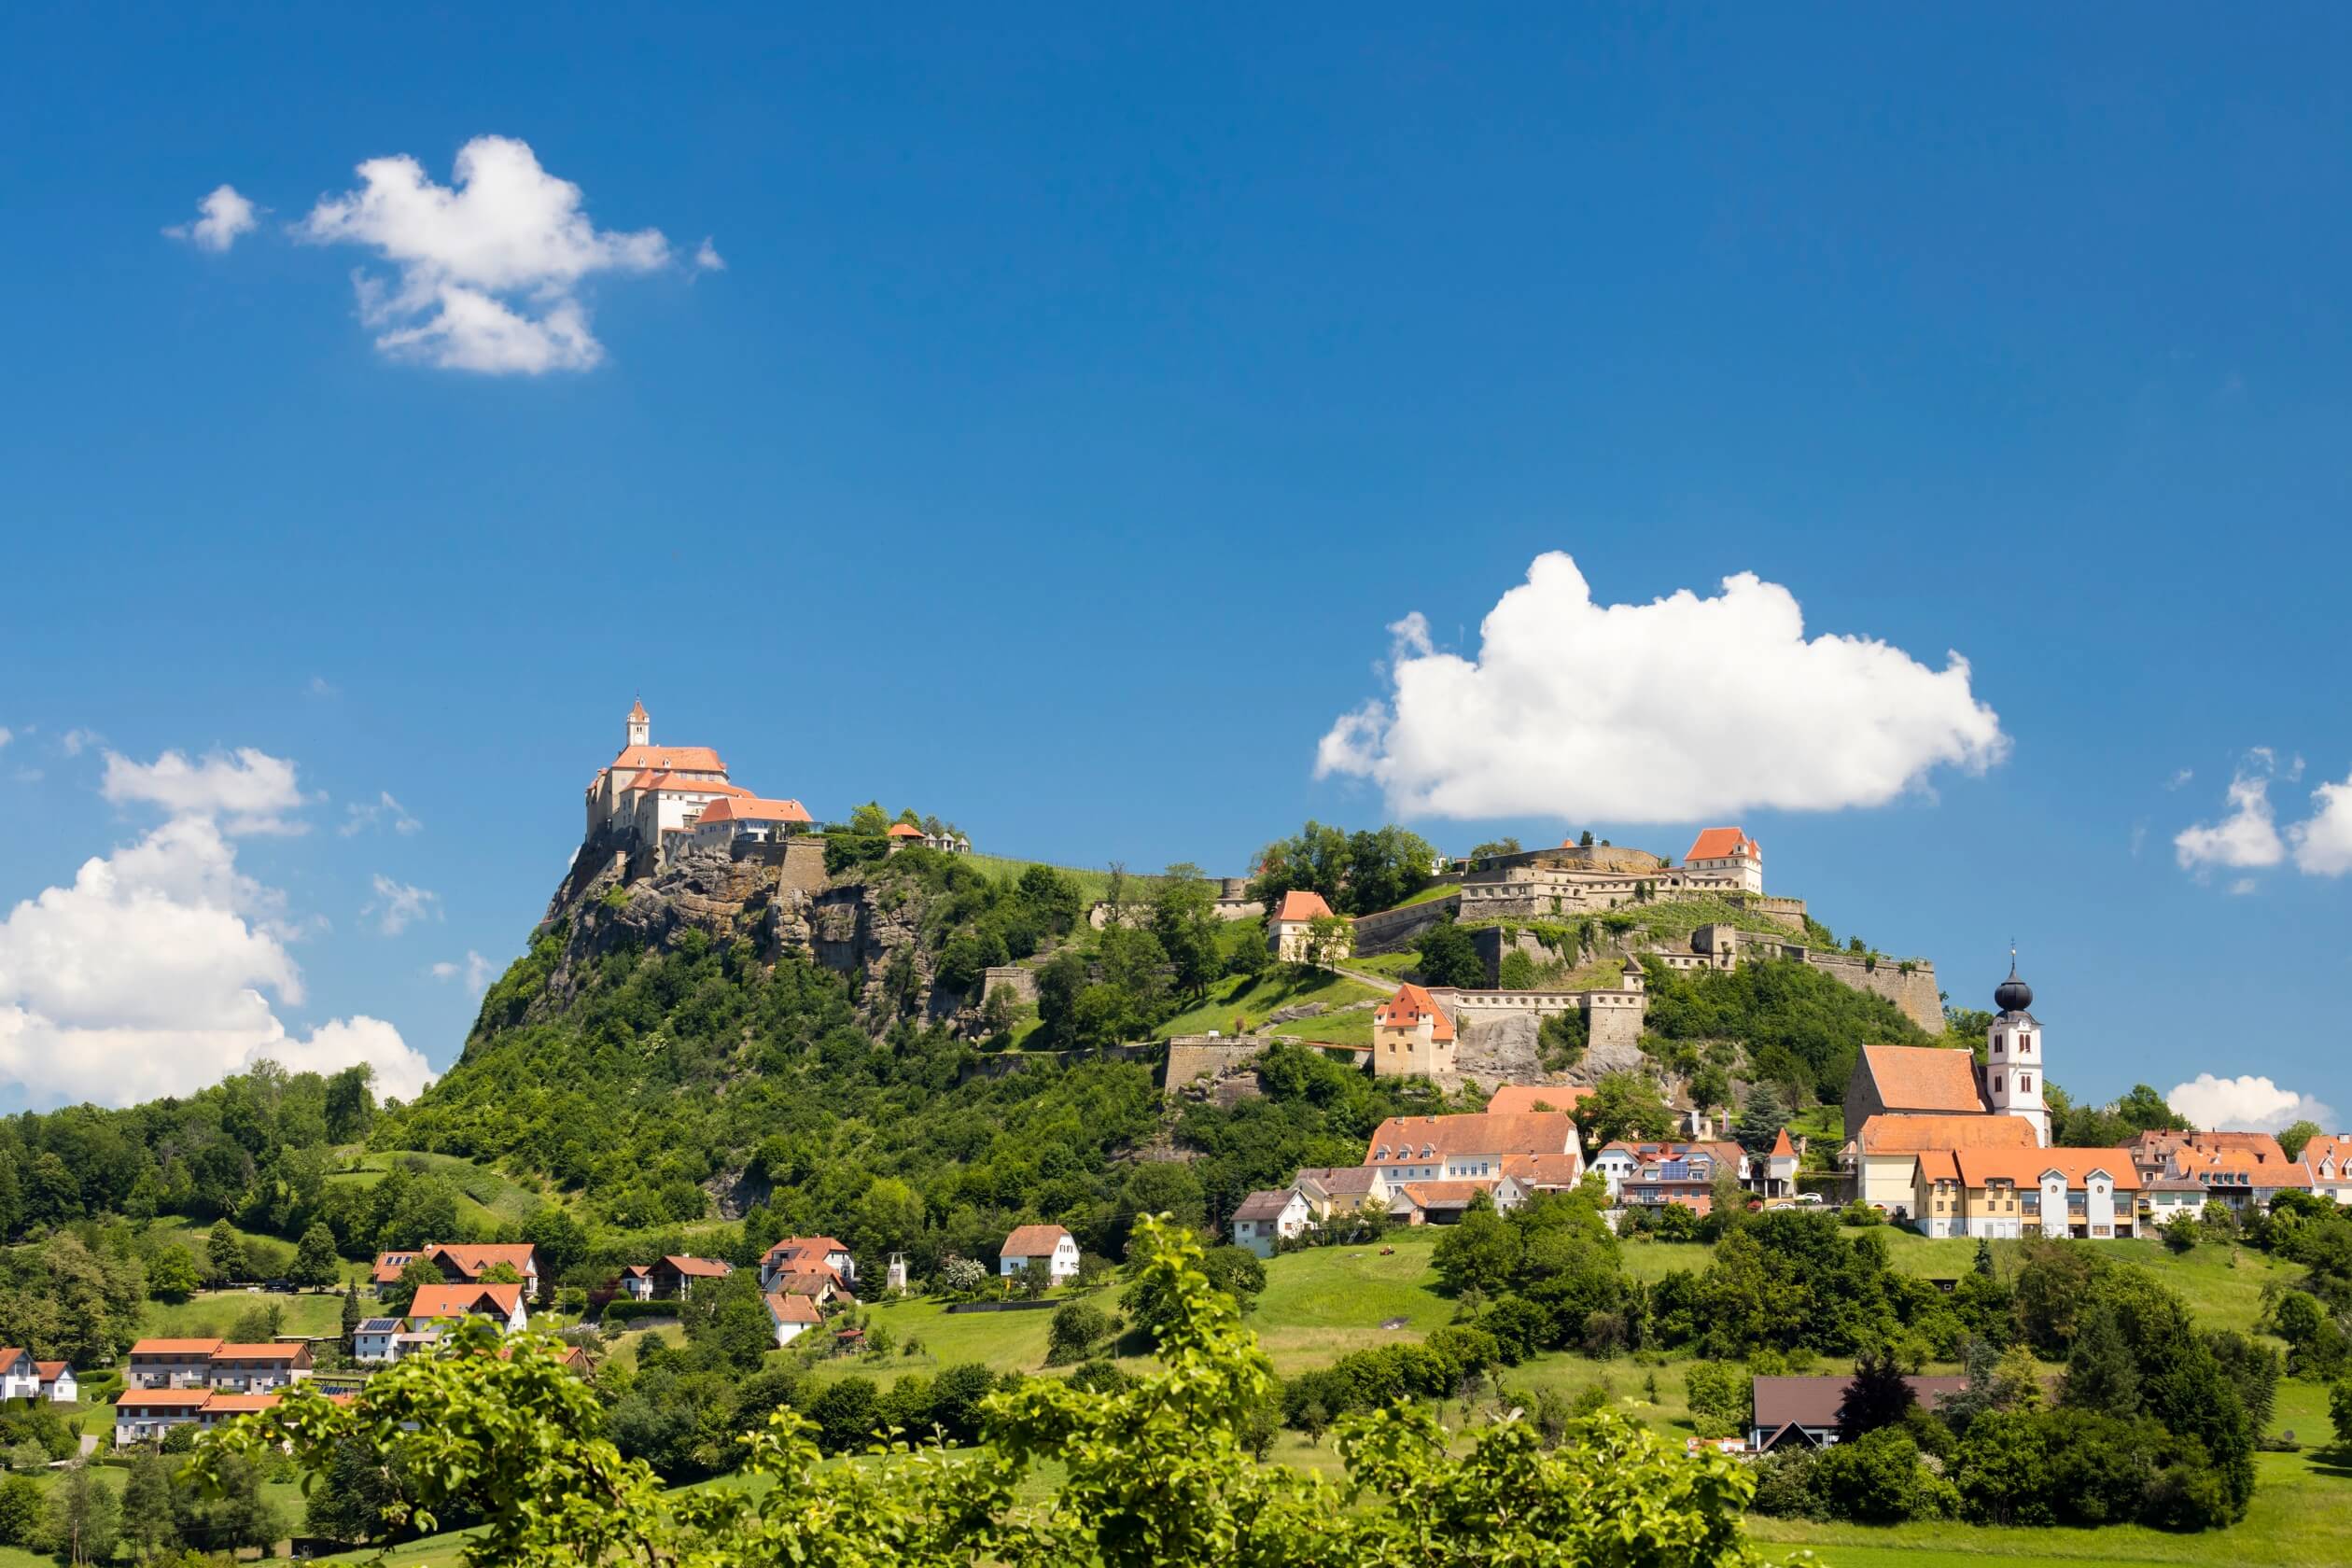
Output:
364,875,441,936
297,135,674,374
164,184,259,252
693,237,725,272
2166,1073,2337,1135
1314,553,2008,821
429,950,497,994
60,729,100,758
0,818,430,1107
102,748,307,835
341,791,422,837
2173,757,2286,874
2288,771,2352,877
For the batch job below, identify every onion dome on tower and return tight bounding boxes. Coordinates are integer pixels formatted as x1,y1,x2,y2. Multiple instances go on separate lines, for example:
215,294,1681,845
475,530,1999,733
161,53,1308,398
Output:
1993,951,2033,1015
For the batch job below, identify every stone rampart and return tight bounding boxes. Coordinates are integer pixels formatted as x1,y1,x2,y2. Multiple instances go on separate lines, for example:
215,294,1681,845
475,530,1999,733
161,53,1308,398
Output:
1162,1035,1373,1096
980,965,1039,1005
1802,952,1942,1033
1351,895,1460,955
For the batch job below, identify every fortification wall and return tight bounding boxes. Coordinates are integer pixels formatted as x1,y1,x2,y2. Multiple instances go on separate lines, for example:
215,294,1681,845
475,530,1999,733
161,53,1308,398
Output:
981,965,1039,1005
1162,1035,1373,1095
1803,952,1942,1033
1430,984,1648,1051
1351,895,1459,955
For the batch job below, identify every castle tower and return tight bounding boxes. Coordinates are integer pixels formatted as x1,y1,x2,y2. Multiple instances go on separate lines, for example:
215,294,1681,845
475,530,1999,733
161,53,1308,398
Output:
1982,949,2049,1146
625,696,650,749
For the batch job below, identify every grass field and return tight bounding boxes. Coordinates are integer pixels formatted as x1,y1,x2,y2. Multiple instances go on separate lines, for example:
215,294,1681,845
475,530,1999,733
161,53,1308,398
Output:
958,854,1128,909
142,1286,351,1340
326,1149,550,1230
1152,969,1387,1043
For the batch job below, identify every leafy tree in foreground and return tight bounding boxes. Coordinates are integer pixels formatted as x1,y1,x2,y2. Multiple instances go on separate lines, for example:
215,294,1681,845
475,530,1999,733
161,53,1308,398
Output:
194,1218,1771,1568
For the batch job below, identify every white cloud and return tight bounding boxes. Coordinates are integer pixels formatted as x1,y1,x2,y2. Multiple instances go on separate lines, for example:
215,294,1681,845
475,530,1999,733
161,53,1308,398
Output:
694,237,725,272
2166,768,2193,791
297,134,673,374
364,875,441,936
306,676,339,699
60,729,100,758
1313,552,2009,821
341,791,423,838
164,184,259,252
2167,1073,2337,1134
2229,877,2259,896
2287,770,2352,878
2173,754,2286,875
429,950,497,994
0,818,431,1107
0,728,11,750
102,748,307,835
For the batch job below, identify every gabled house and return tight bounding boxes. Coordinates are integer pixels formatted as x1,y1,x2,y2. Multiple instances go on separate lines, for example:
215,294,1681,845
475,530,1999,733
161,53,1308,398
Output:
206,1343,312,1392
1749,1374,1969,1451
1365,1113,1579,1186
1842,1044,1995,1139
1911,1148,2141,1239
0,1349,37,1402
1845,1113,2037,1212
1485,1085,1593,1116
371,1243,541,1299
1754,1128,1800,1199
34,1362,76,1403
353,1318,405,1365
114,1390,213,1446
126,1338,222,1390
764,1293,823,1347
759,1237,857,1295
409,1281,529,1332
1389,1181,1502,1225
648,1255,733,1300
1606,1141,1743,1215
620,1264,654,1300
1231,1189,1312,1257
2303,1135,2352,1205
1371,983,1457,1079
1292,1166,1393,1220
999,1225,1080,1281
1683,828,1764,894
1267,890,1350,963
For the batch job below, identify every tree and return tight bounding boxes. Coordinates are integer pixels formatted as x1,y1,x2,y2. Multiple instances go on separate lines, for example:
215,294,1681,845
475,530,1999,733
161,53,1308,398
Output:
0,1473,40,1547
292,1223,341,1290
1298,915,1351,973
2058,1299,2139,1417
1838,1348,1917,1435
2281,1120,2325,1162
1730,1085,1789,1156
342,1281,364,1339
847,801,890,836
325,1063,377,1142
147,1245,200,1304
982,985,1021,1039
1467,838,1520,861
40,1463,118,1566
1415,918,1487,989
1574,1072,1677,1151
2331,1379,2352,1452
382,1254,444,1315
1431,1202,1521,1297
206,1220,247,1282
1045,1302,1113,1365
1150,864,1225,1002
1683,1361,1750,1439
1973,1238,1995,1279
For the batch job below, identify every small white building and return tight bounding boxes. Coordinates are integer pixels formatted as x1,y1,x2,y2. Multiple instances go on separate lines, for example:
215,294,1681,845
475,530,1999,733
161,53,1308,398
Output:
691,795,815,849
1230,1189,1311,1258
35,1362,76,1403
0,1349,38,1402
999,1224,1081,1281
620,1265,654,1301
1267,889,1350,964
353,1317,404,1364
1681,828,1763,894
764,1293,822,1347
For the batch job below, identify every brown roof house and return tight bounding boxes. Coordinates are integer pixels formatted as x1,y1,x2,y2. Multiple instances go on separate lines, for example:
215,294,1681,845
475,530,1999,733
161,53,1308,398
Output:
998,1225,1081,1283
1231,1189,1312,1257
1292,1166,1393,1220
648,1255,733,1300
1749,1374,1970,1450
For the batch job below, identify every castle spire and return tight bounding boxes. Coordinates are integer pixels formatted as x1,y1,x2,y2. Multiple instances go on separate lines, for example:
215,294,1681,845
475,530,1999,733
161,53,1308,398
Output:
625,695,650,748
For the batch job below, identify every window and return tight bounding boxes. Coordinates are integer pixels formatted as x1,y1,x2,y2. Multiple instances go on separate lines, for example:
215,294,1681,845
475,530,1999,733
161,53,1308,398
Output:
2020,1074,2031,1092
1992,1076,2003,1094
1992,1035,2003,1054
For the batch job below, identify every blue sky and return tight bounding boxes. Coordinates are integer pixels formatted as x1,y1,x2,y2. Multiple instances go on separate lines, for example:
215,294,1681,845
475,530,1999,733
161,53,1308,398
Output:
3,7,2348,1125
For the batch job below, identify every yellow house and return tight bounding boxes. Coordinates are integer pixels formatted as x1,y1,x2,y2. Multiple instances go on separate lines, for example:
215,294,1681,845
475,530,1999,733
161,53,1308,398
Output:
1372,983,1457,1078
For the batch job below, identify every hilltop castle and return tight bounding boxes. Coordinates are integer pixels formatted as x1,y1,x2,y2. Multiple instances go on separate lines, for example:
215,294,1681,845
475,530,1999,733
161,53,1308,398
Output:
582,699,812,863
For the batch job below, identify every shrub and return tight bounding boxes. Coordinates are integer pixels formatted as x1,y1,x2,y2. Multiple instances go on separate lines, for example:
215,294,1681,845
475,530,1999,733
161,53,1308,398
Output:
1045,1302,1114,1366
1683,1362,1749,1440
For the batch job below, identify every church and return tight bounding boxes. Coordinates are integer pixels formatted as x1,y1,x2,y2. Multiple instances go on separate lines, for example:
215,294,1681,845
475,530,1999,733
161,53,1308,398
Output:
1842,954,2051,1148
582,699,809,859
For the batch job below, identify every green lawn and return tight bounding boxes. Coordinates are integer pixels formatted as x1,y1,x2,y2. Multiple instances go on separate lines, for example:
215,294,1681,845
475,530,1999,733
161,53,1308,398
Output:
1346,951,1424,981
141,1286,351,1340
1153,970,1387,1043
958,854,1129,909
1372,883,1462,915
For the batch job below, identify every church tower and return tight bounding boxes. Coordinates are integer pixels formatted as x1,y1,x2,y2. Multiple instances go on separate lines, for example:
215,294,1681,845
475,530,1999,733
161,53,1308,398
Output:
1982,949,2049,1146
625,696,651,749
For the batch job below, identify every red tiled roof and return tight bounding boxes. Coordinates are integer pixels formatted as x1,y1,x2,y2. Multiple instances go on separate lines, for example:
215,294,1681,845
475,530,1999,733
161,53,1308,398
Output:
1770,1127,1796,1157
1939,1147,2144,1192
1273,889,1337,923
130,1339,222,1357
628,772,753,799
774,1269,841,1298
766,1293,822,1325
202,1393,284,1414
661,1255,733,1278
698,796,814,825
410,1282,524,1320
1856,1046,1987,1115
1486,1085,1590,1115
1375,983,1455,1041
1367,1113,1578,1164
33,1362,69,1380
1857,1113,2035,1155
116,1390,214,1412
609,744,725,774
371,1251,424,1284
763,1236,850,1263
1001,1225,1072,1259
886,823,926,838
1394,1180,1495,1209
1685,827,1759,862
1500,1153,1586,1187
432,1244,536,1279
627,699,649,721
211,1343,307,1362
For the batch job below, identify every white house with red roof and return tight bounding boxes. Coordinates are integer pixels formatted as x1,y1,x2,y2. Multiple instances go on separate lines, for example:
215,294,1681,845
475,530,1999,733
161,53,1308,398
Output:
585,699,734,847
760,1236,857,1295
1267,889,1351,963
1682,828,1763,894
999,1225,1080,1281
691,795,815,849
1365,1113,1579,1185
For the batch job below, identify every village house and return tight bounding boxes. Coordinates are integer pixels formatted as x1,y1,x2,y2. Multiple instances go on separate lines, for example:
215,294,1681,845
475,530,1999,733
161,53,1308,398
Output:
353,1317,404,1364
1605,1141,1743,1215
1749,1374,1969,1451
371,1242,541,1300
34,1362,76,1403
126,1338,222,1390
2303,1135,2352,1204
1499,1152,1589,1197
882,822,972,854
0,1349,37,1402
1292,1166,1393,1221
1365,1112,1580,1186
113,1390,213,1447
206,1343,312,1392
2139,1169,2209,1225
1845,1113,2038,1213
1371,983,1458,1079
1267,889,1350,963
760,1237,857,1295
764,1293,823,1347
647,1255,733,1300
1231,1188,1313,1257
1389,1181,1508,1225
1753,1128,1801,1199
410,1281,530,1333
1911,1147,2142,1239
999,1224,1081,1281
1485,1085,1593,1116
